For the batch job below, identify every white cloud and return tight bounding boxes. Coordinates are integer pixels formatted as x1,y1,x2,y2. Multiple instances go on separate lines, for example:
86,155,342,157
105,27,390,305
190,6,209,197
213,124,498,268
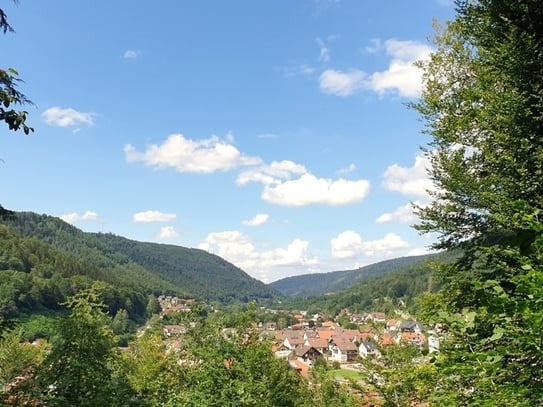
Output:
330,230,363,259
60,210,97,224
262,173,370,207
376,201,422,224
331,230,409,258
238,159,370,207
382,154,435,197
133,210,176,223
316,37,330,62
198,231,318,283
237,160,307,186
42,107,95,127
123,49,141,60
320,39,432,98
81,211,98,220
125,134,262,174
407,246,432,256
242,213,269,227
369,39,433,98
319,69,366,96
157,226,179,239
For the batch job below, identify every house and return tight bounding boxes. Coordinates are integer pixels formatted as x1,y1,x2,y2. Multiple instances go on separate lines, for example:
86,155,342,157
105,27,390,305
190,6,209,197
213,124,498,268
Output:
359,341,381,359
283,332,305,350
378,333,395,347
397,332,426,348
386,319,400,332
163,324,186,337
399,320,425,333
337,328,363,343
303,330,319,340
264,321,277,331
350,313,367,325
295,346,323,364
272,343,292,359
293,314,305,322
315,328,335,341
428,335,440,353
305,337,329,355
367,312,386,323
329,337,358,363
321,320,339,329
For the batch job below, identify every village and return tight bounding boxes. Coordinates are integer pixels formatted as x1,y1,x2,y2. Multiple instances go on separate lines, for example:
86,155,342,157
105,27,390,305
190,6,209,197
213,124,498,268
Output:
157,296,441,380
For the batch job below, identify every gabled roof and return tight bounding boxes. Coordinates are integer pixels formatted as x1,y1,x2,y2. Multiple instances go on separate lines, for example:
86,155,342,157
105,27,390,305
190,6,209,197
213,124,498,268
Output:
331,337,357,352
400,332,427,344
360,341,377,352
379,334,395,346
316,329,335,341
306,338,329,350
295,345,322,358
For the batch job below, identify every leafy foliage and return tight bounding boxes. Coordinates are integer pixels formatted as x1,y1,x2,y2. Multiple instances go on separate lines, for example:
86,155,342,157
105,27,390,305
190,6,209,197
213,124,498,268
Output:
412,0,543,404
1,5,33,135
36,287,129,406
1,211,283,320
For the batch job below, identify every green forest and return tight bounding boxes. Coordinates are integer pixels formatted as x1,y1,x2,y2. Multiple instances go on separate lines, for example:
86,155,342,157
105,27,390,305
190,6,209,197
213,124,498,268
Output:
2,0,543,405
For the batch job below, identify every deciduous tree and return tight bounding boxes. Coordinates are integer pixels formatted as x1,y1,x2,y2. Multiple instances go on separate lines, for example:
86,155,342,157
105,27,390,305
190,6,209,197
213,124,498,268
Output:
413,0,543,403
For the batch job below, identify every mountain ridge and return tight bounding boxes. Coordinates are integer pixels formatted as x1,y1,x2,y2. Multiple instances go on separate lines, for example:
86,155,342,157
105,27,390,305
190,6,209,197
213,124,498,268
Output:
271,255,429,297
1,211,282,305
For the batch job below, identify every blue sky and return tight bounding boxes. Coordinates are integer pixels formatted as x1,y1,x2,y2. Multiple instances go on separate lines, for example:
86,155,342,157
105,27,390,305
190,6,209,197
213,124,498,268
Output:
1,1,455,283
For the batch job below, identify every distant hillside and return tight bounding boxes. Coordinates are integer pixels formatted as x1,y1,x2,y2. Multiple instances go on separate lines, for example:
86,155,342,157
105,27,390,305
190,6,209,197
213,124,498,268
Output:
281,250,458,315
2,212,282,307
271,255,429,297
93,233,278,303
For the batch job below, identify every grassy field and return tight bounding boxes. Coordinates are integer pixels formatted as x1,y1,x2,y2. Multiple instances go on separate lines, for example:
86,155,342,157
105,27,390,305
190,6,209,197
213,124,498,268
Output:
329,368,364,381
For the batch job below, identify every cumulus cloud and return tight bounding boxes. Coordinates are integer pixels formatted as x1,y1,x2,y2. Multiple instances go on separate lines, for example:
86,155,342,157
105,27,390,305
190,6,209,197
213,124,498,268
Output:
60,210,97,224
242,213,269,226
382,154,435,197
376,201,422,224
239,160,368,206
157,226,179,239
237,160,307,186
408,246,432,256
319,39,432,98
331,230,409,258
198,231,318,283
125,134,262,173
42,107,95,127
319,69,366,96
369,39,433,97
262,173,370,206
133,210,176,223
123,49,141,60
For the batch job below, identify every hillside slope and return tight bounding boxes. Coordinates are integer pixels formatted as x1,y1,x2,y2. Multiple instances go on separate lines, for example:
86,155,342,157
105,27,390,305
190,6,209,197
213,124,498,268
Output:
2,212,282,304
93,233,278,303
271,255,428,297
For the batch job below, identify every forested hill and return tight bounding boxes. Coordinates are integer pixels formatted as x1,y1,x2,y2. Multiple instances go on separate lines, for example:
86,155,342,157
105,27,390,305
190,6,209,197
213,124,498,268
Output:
92,233,278,303
271,255,429,297
1,212,281,306
282,250,457,316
